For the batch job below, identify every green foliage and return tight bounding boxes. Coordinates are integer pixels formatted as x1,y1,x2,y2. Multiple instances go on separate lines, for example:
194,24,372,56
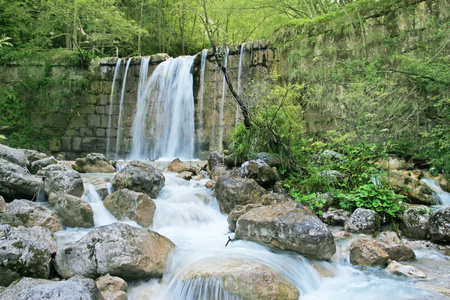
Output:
286,185,327,215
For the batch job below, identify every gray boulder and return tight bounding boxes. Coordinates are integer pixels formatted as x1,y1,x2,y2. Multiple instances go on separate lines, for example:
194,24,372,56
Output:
112,160,165,198
375,239,415,261
236,202,336,260
386,261,427,278
54,222,175,280
3,199,63,232
0,159,44,201
241,160,281,188
180,258,299,300
400,205,431,240
83,177,110,200
321,208,350,225
253,152,282,168
0,278,50,299
228,203,263,232
428,205,450,243
20,149,48,166
75,153,116,173
385,170,436,205
0,144,28,168
260,193,293,205
29,157,57,174
0,225,57,286
344,208,381,234
214,177,268,214
38,163,84,197
95,275,128,300
207,151,235,180
104,189,156,227
48,193,94,228
349,238,390,266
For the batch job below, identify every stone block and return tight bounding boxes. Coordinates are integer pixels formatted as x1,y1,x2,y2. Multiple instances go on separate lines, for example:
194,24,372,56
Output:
79,128,93,137
81,137,94,150
49,139,61,152
95,106,106,114
96,128,106,137
87,115,101,127
61,137,72,151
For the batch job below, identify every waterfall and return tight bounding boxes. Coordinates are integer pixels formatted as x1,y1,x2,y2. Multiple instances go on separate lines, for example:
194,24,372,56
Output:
218,48,229,151
115,58,132,160
421,178,450,205
106,59,122,159
129,56,196,160
236,43,245,127
197,49,208,155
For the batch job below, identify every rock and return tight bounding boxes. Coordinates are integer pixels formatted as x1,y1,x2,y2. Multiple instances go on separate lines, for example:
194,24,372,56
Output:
38,163,84,197
177,171,194,180
349,238,390,266
260,193,293,205
207,151,235,180
317,170,344,183
310,261,337,278
0,278,50,299
387,261,427,278
400,205,431,240
385,170,437,205
228,203,263,232
0,144,28,168
167,158,187,173
3,199,63,232
428,205,450,243
181,258,299,300
378,156,410,170
54,222,175,280
205,180,215,189
214,177,268,214
273,181,290,194
375,239,416,261
236,202,336,260
0,159,45,201
76,153,116,173
21,149,48,166
321,208,350,225
253,152,282,168
241,160,280,188
104,189,156,227
96,275,128,300
0,195,6,213
344,208,381,234
311,150,346,164
29,157,57,174
112,160,165,198
48,193,94,228
333,231,352,239
83,177,110,200
0,225,57,286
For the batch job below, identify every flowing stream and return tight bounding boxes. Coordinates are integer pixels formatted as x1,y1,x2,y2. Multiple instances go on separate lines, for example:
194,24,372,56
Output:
422,178,450,206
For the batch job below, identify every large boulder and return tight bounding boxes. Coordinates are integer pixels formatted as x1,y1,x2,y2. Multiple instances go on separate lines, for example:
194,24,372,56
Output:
83,177,110,200
207,151,235,180
253,152,282,168
0,144,28,168
0,225,57,286
260,193,293,205
385,170,436,205
54,222,175,280
0,159,45,201
375,239,416,261
378,156,410,170
386,261,427,279
235,202,336,260
180,258,299,300
95,275,128,300
103,189,156,227
29,157,57,174
241,160,281,188
38,163,84,197
344,208,381,234
112,160,165,198
428,205,450,243
48,193,94,228
167,158,199,175
227,203,263,232
400,205,431,240
0,276,103,300
349,238,390,266
20,149,48,166
3,199,63,232
321,208,350,225
214,177,268,214
75,153,116,173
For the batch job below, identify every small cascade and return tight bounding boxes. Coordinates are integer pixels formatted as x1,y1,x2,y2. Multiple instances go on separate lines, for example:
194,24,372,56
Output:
106,59,123,159
197,49,208,154
129,56,196,161
82,183,117,227
421,178,450,205
218,48,229,151
115,58,132,160
236,43,245,127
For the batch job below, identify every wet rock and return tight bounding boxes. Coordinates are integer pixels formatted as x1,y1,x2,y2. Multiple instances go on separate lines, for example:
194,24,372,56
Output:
96,275,128,300
385,170,436,205
310,261,337,278
400,205,431,240
0,278,50,299
321,208,350,225
104,189,156,227
375,239,415,261
344,208,381,234
207,151,235,180
205,180,215,189
181,258,299,300
0,144,28,168
29,157,58,174
0,195,6,213
177,171,194,181
236,202,336,260
0,225,57,286
260,193,293,205
75,153,116,173
241,160,280,189
253,152,282,168
48,193,94,228
54,222,175,280
228,203,263,232
167,158,199,175
3,199,63,232
349,238,390,266
112,160,165,198
38,163,84,197
21,149,48,166
83,177,110,200
387,261,427,278
0,159,45,201
428,205,450,243
378,156,410,170
214,177,268,214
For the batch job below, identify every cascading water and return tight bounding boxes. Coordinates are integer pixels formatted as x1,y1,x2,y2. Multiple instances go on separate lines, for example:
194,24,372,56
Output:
197,49,208,153
129,56,195,161
106,59,122,159
421,178,450,206
115,58,132,160
236,43,245,127
218,48,229,151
